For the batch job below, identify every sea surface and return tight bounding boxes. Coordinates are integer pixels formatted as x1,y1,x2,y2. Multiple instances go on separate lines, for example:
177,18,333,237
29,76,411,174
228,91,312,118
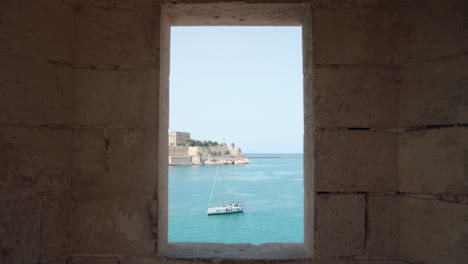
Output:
168,153,304,244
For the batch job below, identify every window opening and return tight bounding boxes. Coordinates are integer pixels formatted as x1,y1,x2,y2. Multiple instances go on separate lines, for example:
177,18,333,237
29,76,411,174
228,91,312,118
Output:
168,26,304,245
158,4,313,259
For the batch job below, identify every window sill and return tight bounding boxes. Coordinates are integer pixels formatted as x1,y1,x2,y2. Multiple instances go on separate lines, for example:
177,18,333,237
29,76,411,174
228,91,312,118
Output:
160,243,312,259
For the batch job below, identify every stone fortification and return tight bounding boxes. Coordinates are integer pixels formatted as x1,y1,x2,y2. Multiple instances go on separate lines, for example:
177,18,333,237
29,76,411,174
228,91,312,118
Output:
168,145,249,166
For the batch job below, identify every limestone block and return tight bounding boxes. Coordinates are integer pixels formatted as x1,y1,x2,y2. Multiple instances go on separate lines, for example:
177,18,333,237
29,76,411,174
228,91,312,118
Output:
0,54,73,125
315,194,365,257
396,0,468,63
71,258,119,264
304,190,315,251
399,127,468,195
45,259,71,264
107,128,157,192
398,56,468,127
312,8,398,65
399,197,468,264
0,196,41,264
73,128,157,194
41,195,70,260
74,68,158,126
314,130,398,192
149,260,405,264
302,7,313,73
313,68,398,128
352,261,407,264
72,128,107,188
70,193,155,256
0,0,74,62
367,195,400,257
0,127,72,194
312,0,397,9
303,70,314,133
75,0,155,7
75,4,160,68
120,256,157,264
341,261,406,264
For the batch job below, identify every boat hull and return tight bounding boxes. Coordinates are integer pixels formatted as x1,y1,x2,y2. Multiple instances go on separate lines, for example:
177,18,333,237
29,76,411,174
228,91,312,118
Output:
207,203,244,215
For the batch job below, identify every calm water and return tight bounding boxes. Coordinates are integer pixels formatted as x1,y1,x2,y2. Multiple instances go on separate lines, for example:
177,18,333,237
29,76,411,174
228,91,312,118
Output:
168,154,304,244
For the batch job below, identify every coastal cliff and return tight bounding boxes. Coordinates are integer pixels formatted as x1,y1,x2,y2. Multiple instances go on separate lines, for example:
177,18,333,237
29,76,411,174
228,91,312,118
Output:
168,144,250,166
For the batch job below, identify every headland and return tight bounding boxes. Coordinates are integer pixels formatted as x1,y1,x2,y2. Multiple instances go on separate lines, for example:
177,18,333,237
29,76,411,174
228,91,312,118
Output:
168,130,250,166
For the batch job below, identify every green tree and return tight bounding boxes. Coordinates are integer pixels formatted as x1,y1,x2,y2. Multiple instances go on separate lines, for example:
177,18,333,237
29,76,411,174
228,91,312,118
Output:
186,138,221,147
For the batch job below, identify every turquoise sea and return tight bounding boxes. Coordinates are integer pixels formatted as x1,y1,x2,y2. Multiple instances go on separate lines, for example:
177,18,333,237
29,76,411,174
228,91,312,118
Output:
168,154,304,244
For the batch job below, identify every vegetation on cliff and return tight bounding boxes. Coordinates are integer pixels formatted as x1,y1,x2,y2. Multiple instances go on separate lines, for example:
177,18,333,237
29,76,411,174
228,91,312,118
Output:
186,139,221,147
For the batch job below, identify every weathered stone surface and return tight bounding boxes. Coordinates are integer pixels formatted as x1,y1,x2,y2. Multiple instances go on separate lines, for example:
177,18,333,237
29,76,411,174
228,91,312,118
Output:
353,261,406,264
165,3,306,26
312,0,398,9
0,127,72,194
345,261,406,264
76,4,160,68
73,127,157,194
120,258,407,264
313,68,398,128
399,127,468,195
304,189,315,253
315,130,398,192
72,128,107,189
41,195,70,261
399,197,468,264
367,195,400,257
71,257,119,264
0,196,41,264
0,54,73,125
120,256,157,264
313,8,398,65
398,56,468,127
74,69,159,126
303,69,314,133
108,128,158,192
0,0,74,62
70,193,155,256
315,194,365,257
396,0,468,63
1,1,467,263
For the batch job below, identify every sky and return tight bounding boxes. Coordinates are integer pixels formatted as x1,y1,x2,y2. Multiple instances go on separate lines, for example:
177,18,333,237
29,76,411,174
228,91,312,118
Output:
169,26,303,153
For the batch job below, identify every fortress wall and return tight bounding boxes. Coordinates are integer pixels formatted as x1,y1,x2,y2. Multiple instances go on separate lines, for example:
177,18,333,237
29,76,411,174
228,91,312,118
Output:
169,156,192,166
169,146,190,156
169,146,246,158
168,146,249,165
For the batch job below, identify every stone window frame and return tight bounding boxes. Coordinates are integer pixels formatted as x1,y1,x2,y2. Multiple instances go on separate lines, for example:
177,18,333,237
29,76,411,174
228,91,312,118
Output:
157,2,314,259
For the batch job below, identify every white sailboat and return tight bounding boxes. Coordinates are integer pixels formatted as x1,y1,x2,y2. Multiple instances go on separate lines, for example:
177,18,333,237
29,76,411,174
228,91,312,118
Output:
207,151,244,215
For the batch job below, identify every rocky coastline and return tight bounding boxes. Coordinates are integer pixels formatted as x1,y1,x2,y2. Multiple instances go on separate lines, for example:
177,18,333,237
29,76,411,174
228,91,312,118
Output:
168,145,250,166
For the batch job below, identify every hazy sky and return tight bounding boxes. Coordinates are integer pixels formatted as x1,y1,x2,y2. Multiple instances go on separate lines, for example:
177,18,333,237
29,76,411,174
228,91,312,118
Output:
169,26,303,153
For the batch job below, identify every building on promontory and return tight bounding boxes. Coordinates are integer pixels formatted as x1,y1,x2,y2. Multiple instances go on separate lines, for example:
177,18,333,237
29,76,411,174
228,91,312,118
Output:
168,131,249,166
168,130,191,146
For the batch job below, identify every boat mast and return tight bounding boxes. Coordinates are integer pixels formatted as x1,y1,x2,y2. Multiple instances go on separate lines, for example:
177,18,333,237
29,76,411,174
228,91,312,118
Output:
221,139,225,206
208,160,220,208
208,139,227,208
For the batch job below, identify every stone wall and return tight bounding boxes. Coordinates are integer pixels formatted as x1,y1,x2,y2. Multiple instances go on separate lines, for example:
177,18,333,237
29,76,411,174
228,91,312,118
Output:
70,1,160,261
0,1,74,263
395,1,468,263
310,1,400,260
168,146,191,156
0,0,467,264
169,156,192,166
